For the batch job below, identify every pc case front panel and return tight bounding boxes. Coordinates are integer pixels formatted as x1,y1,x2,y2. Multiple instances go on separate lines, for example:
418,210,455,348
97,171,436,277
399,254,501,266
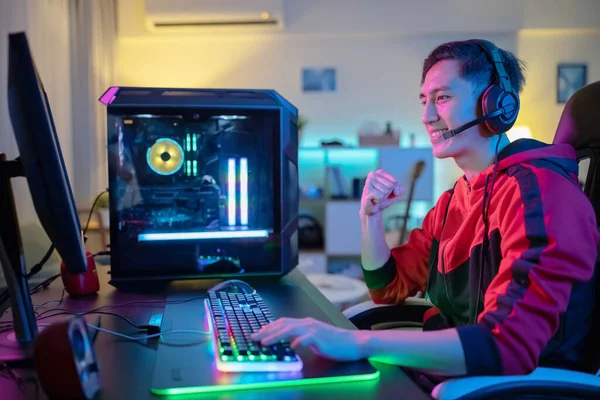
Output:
106,106,284,281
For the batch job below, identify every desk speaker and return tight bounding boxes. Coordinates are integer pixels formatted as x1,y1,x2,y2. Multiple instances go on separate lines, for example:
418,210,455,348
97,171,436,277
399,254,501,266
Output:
34,316,101,399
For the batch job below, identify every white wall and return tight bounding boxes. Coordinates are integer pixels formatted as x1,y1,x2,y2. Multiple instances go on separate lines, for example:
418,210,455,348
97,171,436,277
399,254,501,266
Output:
117,32,518,196
115,0,600,198
125,0,600,37
281,0,600,34
516,30,600,144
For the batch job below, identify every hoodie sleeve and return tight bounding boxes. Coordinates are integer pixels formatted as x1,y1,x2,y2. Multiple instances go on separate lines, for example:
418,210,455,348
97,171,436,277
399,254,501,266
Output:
456,166,599,376
362,191,450,305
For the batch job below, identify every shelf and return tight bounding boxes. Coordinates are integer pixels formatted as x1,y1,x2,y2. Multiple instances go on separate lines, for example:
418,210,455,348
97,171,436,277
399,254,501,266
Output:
297,146,434,272
299,147,433,201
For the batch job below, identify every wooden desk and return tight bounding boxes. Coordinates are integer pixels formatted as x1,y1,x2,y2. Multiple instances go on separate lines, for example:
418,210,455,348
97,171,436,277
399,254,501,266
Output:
0,266,431,399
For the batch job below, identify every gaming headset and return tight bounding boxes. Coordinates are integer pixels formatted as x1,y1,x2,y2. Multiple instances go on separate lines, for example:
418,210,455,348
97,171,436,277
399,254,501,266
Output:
435,39,522,324
442,39,520,140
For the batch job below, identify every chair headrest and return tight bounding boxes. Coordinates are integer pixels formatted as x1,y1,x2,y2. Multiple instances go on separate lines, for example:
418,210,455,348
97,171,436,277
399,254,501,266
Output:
553,81,600,150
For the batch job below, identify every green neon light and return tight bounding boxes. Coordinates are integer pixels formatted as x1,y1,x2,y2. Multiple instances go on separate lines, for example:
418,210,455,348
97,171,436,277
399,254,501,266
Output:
151,370,380,396
151,300,380,396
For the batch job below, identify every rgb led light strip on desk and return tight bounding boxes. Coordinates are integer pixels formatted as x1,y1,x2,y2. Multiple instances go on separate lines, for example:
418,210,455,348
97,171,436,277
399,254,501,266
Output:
150,292,381,396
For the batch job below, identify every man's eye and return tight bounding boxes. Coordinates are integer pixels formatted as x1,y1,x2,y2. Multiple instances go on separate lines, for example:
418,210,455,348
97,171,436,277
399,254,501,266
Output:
437,95,449,101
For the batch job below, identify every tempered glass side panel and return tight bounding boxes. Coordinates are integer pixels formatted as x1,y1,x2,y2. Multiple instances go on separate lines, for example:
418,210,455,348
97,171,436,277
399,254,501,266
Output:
106,107,281,278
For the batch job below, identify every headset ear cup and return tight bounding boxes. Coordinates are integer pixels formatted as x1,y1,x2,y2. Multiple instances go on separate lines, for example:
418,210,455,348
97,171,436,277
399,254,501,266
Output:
481,85,520,135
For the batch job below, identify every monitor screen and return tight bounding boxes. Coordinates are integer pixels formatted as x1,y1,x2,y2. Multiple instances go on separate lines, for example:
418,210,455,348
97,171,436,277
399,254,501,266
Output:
107,107,282,278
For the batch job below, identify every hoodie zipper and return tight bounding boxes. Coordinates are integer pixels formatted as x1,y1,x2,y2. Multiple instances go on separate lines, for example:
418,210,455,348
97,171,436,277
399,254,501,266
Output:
441,180,467,316
441,241,460,315
437,187,460,317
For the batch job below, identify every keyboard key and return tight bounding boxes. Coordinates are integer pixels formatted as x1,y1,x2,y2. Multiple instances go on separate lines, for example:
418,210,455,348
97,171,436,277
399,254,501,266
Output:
206,290,303,371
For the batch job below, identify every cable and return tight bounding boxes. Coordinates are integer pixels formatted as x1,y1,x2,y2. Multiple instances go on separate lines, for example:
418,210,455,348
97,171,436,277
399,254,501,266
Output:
83,190,108,235
29,274,61,295
86,325,209,341
0,283,209,343
27,323,209,343
0,309,146,332
0,295,207,334
0,246,55,308
39,311,140,330
32,288,66,309
35,295,206,319
0,189,108,310
25,245,55,280
0,361,40,396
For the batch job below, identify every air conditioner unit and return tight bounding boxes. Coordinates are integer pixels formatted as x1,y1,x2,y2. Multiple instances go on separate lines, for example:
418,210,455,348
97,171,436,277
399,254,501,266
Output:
145,0,285,33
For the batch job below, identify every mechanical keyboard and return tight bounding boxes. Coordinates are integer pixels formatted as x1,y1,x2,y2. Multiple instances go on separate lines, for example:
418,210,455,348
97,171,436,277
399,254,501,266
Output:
205,290,303,372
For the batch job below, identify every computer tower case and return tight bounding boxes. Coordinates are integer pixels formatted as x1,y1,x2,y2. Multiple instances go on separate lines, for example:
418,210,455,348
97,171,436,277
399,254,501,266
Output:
99,87,299,283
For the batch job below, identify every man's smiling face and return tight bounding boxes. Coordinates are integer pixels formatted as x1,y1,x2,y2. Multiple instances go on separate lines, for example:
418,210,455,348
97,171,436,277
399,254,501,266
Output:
420,59,484,159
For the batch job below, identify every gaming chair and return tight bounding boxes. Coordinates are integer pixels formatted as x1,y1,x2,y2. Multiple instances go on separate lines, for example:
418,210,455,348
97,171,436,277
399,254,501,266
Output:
344,82,600,399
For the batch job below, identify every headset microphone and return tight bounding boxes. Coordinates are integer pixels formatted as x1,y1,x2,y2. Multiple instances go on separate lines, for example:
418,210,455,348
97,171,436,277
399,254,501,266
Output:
442,104,515,140
442,110,501,140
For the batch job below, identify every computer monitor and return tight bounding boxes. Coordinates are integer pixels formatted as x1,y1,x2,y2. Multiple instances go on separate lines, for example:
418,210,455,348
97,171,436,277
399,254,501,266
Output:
100,87,299,283
0,31,88,346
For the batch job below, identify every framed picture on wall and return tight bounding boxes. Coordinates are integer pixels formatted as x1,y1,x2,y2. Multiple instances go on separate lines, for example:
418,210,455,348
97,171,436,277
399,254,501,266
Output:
302,67,336,92
557,63,587,103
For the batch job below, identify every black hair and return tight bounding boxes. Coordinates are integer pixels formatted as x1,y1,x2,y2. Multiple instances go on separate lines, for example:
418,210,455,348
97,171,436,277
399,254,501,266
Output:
421,40,527,98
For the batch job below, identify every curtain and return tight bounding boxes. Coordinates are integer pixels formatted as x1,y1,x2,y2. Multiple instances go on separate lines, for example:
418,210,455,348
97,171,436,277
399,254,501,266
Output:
70,0,117,206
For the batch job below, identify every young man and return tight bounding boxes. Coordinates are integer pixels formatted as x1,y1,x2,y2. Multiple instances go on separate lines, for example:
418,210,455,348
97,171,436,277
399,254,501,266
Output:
252,40,599,385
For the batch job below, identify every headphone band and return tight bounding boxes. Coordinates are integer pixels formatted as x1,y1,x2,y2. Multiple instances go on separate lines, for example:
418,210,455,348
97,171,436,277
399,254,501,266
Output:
471,39,514,95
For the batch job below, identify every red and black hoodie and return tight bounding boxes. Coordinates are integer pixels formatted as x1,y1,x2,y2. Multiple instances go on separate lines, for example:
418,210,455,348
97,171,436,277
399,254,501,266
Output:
363,138,599,376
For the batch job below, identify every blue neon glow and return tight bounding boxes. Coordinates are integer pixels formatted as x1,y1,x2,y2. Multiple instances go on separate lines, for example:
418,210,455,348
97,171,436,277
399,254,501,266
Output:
138,230,269,241
146,138,184,176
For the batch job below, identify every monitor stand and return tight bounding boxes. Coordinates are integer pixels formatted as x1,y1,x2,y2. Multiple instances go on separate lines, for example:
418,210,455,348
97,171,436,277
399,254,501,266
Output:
0,154,102,365
0,153,38,362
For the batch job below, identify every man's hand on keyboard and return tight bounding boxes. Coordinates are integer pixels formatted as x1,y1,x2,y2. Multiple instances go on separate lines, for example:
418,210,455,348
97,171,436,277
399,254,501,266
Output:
250,317,366,362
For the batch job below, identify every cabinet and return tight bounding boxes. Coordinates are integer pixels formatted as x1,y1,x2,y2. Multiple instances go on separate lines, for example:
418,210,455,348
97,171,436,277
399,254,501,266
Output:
298,146,434,274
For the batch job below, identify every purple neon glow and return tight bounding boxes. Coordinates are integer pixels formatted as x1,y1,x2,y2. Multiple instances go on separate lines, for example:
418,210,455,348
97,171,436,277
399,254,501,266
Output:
99,86,119,105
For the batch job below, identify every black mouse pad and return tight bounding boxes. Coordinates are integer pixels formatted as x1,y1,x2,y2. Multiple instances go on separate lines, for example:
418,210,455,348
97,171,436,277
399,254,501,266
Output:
150,290,380,396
